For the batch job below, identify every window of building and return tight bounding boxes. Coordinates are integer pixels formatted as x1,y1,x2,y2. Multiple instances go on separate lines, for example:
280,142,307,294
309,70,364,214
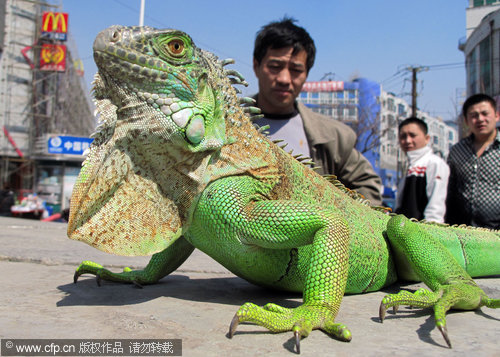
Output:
311,92,319,99
387,98,395,112
473,0,499,6
387,114,396,127
448,131,454,141
467,49,478,94
336,91,344,99
320,92,333,103
479,36,491,94
397,103,406,116
299,92,307,99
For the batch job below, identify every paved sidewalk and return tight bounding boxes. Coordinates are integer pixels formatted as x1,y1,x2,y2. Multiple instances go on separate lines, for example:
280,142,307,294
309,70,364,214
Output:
0,216,499,356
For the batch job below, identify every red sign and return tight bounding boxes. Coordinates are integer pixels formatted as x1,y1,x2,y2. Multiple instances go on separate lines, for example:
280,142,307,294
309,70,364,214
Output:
40,44,66,72
41,12,68,41
302,81,344,92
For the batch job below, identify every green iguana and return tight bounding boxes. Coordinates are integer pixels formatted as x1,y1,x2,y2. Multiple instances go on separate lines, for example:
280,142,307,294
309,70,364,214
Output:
68,25,500,353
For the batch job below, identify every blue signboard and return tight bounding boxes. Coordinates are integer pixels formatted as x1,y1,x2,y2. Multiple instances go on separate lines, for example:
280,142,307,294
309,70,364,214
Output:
47,136,93,155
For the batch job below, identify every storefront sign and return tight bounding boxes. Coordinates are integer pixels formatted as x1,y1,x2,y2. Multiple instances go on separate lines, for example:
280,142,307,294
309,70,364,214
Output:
41,12,69,41
47,136,93,156
302,81,344,92
40,44,67,72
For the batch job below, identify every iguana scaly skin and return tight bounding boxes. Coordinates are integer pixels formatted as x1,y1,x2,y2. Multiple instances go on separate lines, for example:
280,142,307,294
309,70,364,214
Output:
68,26,500,352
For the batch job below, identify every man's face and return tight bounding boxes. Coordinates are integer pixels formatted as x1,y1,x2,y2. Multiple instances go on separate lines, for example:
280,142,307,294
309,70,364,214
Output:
398,123,430,152
253,47,308,114
465,101,500,139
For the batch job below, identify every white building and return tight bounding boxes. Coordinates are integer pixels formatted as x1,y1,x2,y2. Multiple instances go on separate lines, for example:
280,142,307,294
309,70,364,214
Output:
298,80,457,197
461,1,500,103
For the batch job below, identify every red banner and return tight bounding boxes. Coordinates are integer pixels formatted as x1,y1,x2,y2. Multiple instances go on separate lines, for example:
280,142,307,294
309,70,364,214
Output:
301,81,344,92
40,44,66,72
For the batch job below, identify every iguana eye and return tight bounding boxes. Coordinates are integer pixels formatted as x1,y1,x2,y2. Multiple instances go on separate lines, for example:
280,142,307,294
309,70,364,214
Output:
166,39,185,57
153,32,193,63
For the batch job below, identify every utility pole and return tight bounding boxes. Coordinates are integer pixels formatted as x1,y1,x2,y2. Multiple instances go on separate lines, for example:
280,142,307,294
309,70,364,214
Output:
406,66,428,117
139,0,145,26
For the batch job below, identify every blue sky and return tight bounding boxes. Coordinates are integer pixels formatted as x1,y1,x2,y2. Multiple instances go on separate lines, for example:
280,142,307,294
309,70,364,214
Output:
62,0,469,121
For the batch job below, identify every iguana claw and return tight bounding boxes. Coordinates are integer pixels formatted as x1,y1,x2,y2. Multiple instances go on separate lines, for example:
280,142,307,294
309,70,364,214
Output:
132,280,143,289
228,314,240,338
73,271,80,284
437,323,451,348
379,302,387,322
294,330,301,354
379,301,400,322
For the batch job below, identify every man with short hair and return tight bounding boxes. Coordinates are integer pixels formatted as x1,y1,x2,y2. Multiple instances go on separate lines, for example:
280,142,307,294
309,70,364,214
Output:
446,93,500,229
252,18,382,205
395,117,449,222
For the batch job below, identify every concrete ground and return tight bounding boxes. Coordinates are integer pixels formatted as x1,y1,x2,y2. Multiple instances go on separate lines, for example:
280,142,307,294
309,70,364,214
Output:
0,216,499,356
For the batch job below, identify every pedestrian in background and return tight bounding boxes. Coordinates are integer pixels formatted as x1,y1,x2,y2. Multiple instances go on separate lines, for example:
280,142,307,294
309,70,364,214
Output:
446,93,500,229
0,184,15,216
252,17,382,205
395,117,449,222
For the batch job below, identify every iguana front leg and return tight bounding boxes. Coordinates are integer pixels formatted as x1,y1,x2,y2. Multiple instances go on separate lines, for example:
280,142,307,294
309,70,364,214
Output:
74,236,194,286
381,215,500,347
188,177,352,353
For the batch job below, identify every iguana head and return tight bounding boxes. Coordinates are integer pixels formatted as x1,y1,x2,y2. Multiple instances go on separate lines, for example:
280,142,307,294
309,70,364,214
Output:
68,26,251,255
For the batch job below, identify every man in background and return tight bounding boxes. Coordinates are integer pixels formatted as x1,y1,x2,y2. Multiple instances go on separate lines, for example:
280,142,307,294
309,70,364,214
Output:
252,18,382,205
446,93,500,229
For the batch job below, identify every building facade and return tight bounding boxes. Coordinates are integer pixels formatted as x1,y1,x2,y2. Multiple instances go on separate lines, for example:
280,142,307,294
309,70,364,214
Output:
297,79,457,206
0,0,95,213
461,1,500,109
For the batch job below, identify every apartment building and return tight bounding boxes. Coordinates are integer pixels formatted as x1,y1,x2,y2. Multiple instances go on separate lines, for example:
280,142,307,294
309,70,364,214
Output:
297,79,457,205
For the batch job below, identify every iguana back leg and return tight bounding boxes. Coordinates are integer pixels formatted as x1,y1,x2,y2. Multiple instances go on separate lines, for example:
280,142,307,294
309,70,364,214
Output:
188,177,352,353
381,215,500,347
74,236,194,286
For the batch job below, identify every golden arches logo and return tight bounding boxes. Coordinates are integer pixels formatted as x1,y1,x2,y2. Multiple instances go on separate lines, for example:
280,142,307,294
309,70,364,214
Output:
41,45,65,65
42,12,68,33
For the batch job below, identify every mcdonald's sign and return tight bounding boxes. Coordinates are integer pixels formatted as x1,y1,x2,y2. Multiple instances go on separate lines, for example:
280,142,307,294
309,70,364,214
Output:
40,44,66,72
41,12,68,41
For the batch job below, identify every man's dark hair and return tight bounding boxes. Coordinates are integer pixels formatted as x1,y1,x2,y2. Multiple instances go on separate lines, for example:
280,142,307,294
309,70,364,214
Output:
253,17,316,73
398,117,428,135
462,93,497,118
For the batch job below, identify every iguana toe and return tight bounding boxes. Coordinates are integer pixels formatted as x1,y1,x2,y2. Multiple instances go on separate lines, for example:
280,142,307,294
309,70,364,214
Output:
380,283,499,348
230,302,350,353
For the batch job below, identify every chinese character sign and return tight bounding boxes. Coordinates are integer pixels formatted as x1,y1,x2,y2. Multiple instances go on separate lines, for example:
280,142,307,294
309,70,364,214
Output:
41,12,69,41
301,81,345,92
47,136,94,156
40,44,67,72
